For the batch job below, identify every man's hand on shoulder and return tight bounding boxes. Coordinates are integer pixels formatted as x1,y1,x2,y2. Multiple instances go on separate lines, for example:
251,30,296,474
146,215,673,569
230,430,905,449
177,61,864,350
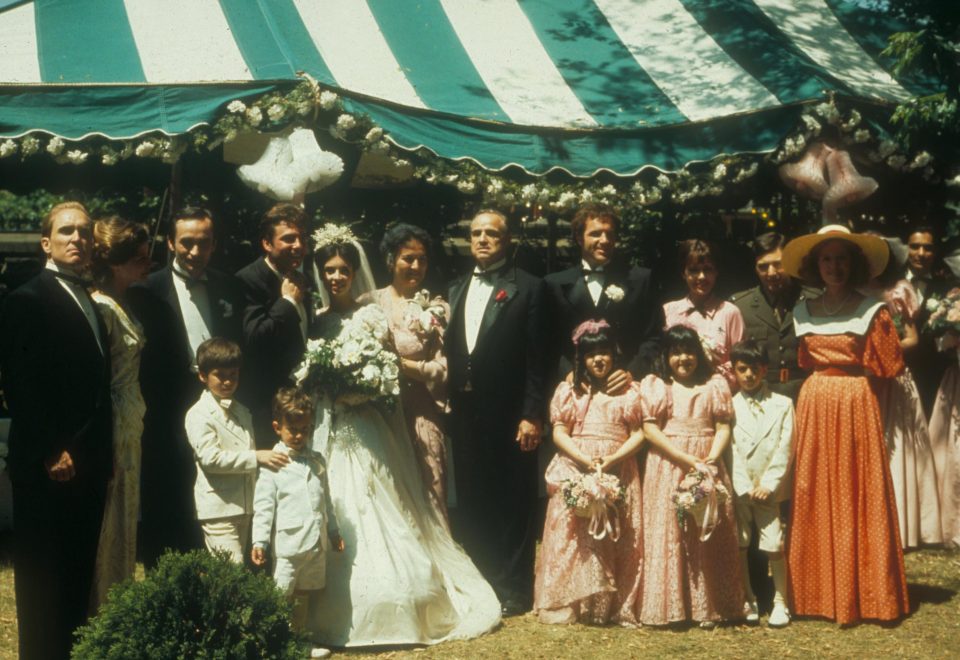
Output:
604,369,632,395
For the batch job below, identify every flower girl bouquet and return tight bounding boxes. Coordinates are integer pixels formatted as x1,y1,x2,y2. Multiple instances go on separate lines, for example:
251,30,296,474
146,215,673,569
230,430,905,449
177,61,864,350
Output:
562,467,626,541
673,464,729,541
293,304,401,407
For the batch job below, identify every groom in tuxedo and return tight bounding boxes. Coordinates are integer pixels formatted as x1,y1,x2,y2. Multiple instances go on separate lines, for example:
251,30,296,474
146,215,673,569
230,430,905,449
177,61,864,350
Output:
0,202,112,659
128,206,244,568
236,203,310,448
544,203,661,389
446,209,546,614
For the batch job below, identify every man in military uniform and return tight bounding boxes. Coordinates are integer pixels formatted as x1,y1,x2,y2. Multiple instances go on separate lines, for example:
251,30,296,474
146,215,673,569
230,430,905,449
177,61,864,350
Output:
731,232,818,402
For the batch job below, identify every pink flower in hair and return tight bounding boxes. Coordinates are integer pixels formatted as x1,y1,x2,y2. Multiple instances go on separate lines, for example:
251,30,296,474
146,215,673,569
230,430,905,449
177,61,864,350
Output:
572,319,611,346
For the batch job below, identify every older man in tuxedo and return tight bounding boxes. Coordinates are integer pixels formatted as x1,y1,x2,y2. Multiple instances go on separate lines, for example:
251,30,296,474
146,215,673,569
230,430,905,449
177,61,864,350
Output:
0,202,112,659
236,203,309,448
446,209,546,614
544,203,661,389
128,206,244,568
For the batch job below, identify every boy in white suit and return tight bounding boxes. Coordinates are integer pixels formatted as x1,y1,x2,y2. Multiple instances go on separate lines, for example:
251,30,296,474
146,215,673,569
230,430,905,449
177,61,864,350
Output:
185,338,289,562
730,340,794,628
252,387,343,657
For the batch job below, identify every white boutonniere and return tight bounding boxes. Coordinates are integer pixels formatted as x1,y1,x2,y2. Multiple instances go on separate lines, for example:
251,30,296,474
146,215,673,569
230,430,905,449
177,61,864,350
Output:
219,299,233,318
604,284,625,303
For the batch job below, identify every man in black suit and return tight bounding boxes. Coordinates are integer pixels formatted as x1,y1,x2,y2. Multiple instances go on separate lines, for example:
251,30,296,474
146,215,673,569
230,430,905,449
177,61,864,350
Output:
127,206,244,568
544,203,661,390
904,226,953,416
235,203,309,448
0,202,112,659
446,209,546,614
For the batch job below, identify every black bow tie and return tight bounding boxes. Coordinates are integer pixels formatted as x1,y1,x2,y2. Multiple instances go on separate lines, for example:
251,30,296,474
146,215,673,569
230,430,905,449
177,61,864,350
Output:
473,269,495,282
582,265,604,274
173,268,208,289
51,270,91,288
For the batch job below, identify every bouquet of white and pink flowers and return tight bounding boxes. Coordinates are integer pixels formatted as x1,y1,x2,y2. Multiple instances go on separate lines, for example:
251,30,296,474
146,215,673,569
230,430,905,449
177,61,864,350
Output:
562,467,626,541
924,287,960,337
404,289,447,339
673,464,729,541
292,304,400,407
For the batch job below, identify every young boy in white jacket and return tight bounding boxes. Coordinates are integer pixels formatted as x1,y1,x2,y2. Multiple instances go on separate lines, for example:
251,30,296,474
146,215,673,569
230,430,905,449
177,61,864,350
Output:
185,338,288,563
730,340,794,628
252,387,343,657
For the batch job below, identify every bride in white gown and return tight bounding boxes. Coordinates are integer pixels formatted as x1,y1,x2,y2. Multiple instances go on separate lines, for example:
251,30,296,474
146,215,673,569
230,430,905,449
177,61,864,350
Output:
305,228,501,647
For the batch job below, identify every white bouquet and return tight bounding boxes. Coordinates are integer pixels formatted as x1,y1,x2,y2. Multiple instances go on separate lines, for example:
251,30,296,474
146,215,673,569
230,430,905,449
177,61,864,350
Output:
292,304,401,406
404,289,447,339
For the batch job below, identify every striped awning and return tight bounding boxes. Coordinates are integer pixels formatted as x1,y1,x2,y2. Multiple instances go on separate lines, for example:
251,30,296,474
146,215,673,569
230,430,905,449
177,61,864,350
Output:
0,0,934,176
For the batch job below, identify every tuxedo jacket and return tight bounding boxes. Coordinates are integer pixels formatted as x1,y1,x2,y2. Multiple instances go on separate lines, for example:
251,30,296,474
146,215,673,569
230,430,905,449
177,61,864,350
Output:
184,390,257,521
446,265,546,425
235,257,307,443
730,389,794,501
543,261,661,383
252,442,338,558
0,269,112,485
128,265,245,436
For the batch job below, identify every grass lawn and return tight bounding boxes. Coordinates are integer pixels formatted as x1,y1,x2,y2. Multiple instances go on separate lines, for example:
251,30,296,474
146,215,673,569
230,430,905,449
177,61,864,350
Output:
0,541,957,658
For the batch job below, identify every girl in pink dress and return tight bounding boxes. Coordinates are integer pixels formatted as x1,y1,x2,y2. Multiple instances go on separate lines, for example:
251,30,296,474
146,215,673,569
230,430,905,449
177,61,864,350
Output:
663,239,745,390
638,325,743,627
534,320,644,626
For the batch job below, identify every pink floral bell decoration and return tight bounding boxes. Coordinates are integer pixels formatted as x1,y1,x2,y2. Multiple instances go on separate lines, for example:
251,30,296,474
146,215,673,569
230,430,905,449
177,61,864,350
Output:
821,149,878,222
778,142,832,200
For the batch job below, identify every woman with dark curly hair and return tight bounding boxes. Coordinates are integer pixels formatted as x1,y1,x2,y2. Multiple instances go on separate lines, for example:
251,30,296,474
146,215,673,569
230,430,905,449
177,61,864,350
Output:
89,215,151,609
363,223,451,524
781,225,909,625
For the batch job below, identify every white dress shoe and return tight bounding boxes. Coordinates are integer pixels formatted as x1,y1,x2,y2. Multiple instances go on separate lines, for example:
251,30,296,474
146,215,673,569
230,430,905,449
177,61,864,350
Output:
768,602,791,628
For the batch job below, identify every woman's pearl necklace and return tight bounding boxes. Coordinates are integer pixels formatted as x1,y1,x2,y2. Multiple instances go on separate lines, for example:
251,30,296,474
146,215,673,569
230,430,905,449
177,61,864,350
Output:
822,291,853,316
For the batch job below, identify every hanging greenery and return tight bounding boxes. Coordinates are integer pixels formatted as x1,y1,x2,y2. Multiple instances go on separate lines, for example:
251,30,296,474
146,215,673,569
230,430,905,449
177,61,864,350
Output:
0,80,950,212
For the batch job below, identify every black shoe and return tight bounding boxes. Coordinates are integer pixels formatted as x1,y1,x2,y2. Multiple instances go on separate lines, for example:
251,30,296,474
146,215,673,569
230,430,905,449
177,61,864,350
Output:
500,597,530,617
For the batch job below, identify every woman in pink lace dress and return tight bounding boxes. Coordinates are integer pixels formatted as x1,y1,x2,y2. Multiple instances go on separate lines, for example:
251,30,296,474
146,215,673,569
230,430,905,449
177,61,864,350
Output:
871,278,943,548
638,325,743,627
534,320,644,626
366,224,450,524
663,239,744,390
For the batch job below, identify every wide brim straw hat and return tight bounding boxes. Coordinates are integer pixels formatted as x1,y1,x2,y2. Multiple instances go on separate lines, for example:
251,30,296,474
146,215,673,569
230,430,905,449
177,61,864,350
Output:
782,224,889,280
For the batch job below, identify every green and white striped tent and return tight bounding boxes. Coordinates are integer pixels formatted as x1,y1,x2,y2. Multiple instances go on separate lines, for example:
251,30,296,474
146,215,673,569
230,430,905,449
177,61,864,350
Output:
0,0,934,176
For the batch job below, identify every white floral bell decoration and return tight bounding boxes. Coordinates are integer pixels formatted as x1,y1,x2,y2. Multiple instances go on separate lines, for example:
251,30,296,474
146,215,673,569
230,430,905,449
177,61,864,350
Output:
237,128,344,201
821,149,878,222
778,142,832,200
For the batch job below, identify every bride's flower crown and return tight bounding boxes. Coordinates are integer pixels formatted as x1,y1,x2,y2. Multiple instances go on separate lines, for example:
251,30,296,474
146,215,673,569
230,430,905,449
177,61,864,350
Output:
313,223,357,248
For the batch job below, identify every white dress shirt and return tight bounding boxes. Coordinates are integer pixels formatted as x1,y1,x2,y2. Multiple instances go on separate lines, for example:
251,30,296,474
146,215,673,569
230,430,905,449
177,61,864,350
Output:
171,263,213,370
464,259,505,354
46,261,103,354
582,259,604,306
906,269,929,307
264,257,307,342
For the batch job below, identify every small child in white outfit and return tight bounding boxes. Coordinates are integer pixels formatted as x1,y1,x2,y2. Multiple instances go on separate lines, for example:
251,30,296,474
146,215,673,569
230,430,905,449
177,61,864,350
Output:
730,340,794,628
185,338,289,563
252,387,343,658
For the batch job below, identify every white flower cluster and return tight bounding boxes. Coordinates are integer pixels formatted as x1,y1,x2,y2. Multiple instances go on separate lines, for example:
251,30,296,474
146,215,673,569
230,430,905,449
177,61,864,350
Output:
405,290,447,336
312,223,357,249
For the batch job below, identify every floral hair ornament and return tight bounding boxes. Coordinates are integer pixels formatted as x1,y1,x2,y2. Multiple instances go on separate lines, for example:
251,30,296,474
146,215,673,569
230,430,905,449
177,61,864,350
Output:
313,223,358,249
572,319,611,347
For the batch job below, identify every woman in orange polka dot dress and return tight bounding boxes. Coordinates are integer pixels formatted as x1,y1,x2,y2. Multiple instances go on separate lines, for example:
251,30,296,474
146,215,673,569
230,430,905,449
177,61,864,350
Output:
782,226,909,625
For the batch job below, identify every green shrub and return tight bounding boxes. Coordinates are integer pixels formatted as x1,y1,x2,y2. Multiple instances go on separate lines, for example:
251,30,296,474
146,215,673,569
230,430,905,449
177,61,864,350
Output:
72,550,306,659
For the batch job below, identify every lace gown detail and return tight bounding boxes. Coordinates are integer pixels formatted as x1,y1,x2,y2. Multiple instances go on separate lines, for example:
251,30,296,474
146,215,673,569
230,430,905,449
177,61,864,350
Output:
788,304,909,623
308,307,500,646
638,374,743,625
368,287,450,525
90,292,146,609
533,382,644,625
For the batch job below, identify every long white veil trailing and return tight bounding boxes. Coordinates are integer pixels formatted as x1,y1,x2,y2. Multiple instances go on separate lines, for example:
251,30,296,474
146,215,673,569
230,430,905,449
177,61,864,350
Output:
311,237,377,309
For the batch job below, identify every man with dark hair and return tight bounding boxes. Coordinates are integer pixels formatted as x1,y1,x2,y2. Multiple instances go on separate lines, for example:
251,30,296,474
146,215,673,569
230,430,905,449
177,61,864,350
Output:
0,202,112,658
731,231,817,401
446,209,546,615
128,206,244,568
544,203,661,389
904,225,953,414
235,203,309,447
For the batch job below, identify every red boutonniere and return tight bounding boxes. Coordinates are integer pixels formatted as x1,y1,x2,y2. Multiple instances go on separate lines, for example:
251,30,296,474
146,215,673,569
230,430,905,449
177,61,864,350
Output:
495,289,508,302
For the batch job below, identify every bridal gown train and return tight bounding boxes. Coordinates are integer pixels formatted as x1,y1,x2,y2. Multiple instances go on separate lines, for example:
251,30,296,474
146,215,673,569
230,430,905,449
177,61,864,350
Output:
308,308,500,647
